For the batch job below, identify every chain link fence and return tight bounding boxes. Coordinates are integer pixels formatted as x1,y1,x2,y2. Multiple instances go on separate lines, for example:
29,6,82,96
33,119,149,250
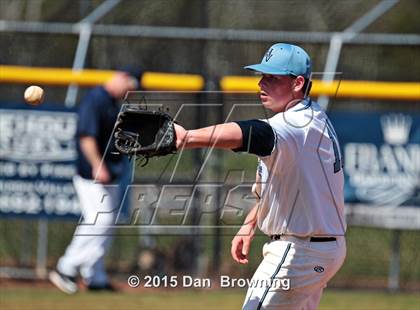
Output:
1,0,419,291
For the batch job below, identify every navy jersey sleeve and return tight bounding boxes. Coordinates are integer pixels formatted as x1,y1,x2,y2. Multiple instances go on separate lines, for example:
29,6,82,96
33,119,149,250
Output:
77,87,103,138
232,119,276,157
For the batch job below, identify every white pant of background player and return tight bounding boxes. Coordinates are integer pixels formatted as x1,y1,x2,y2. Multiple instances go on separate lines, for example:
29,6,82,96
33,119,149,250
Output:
56,175,122,286
243,236,346,310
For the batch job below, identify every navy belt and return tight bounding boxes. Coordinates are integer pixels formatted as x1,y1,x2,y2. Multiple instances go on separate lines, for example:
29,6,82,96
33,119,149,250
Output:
270,235,336,242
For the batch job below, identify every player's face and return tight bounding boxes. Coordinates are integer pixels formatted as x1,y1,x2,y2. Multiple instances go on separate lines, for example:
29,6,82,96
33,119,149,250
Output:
111,73,139,99
258,74,298,112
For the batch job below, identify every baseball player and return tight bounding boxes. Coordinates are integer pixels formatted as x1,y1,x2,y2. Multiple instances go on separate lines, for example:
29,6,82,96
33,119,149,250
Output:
49,69,141,294
174,43,346,309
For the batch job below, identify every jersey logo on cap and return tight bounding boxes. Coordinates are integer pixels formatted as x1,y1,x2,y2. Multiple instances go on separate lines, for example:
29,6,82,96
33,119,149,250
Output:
314,266,324,273
265,48,274,62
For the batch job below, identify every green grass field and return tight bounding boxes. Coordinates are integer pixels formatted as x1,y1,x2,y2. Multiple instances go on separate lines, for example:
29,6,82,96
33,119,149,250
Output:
0,287,419,310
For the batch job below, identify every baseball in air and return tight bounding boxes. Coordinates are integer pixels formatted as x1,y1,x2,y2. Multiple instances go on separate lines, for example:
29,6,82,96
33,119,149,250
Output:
24,85,44,105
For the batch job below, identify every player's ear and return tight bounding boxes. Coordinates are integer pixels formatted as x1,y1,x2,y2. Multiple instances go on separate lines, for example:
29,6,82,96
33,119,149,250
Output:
292,76,306,93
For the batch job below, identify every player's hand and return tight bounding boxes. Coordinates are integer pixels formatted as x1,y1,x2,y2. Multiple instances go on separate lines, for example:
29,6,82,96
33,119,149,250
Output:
174,123,188,149
92,165,111,184
231,224,255,264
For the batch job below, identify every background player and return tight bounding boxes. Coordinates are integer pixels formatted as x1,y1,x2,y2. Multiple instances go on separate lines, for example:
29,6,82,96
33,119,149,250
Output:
174,43,346,309
49,69,142,294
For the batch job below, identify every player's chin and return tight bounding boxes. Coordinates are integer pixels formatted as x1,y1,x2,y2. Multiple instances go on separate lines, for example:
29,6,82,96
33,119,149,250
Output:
260,100,275,112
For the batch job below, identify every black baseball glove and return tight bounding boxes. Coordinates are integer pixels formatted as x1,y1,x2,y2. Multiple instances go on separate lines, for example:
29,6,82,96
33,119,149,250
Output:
113,108,177,159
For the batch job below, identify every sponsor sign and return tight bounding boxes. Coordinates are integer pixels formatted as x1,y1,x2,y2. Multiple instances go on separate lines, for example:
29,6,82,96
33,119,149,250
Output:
0,104,80,218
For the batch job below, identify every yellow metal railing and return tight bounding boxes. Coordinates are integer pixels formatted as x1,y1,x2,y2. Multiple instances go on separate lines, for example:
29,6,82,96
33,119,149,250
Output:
220,76,420,101
0,65,205,91
1,65,419,100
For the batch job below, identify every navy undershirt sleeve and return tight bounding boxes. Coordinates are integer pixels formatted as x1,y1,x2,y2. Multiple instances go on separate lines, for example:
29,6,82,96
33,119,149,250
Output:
232,119,275,157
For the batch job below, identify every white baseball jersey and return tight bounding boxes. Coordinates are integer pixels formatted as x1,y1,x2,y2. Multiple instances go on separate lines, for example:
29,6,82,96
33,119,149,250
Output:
257,99,346,237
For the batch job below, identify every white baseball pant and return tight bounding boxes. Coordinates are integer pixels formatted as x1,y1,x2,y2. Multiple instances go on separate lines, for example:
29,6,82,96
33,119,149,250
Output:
57,175,121,286
243,236,346,310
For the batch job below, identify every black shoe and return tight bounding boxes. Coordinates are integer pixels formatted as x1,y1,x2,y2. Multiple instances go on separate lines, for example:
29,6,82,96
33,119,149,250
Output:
49,270,78,294
87,283,118,292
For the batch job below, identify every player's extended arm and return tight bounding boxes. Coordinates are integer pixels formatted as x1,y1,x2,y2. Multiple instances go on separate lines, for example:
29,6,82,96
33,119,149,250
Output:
79,136,111,183
174,120,275,157
174,122,243,150
231,203,259,264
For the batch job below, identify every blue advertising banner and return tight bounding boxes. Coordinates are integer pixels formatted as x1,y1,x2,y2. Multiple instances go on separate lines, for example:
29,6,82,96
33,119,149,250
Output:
329,111,420,230
0,103,80,218
329,111,420,207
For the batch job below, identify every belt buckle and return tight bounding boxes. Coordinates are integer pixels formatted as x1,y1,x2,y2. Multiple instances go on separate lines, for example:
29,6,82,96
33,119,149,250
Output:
270,235,281,241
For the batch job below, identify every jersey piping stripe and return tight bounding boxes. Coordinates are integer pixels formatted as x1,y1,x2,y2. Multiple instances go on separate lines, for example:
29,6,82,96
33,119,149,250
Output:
256,242,292,310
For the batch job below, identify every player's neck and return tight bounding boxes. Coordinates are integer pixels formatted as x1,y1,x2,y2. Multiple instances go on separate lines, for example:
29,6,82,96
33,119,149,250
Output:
281,94,305,112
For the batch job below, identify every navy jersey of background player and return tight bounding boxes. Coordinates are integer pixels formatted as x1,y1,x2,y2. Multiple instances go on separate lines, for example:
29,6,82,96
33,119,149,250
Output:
76,86,124,181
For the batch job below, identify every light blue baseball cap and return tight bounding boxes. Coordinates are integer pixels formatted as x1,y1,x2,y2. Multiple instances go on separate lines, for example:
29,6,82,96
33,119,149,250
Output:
244,43,311,79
